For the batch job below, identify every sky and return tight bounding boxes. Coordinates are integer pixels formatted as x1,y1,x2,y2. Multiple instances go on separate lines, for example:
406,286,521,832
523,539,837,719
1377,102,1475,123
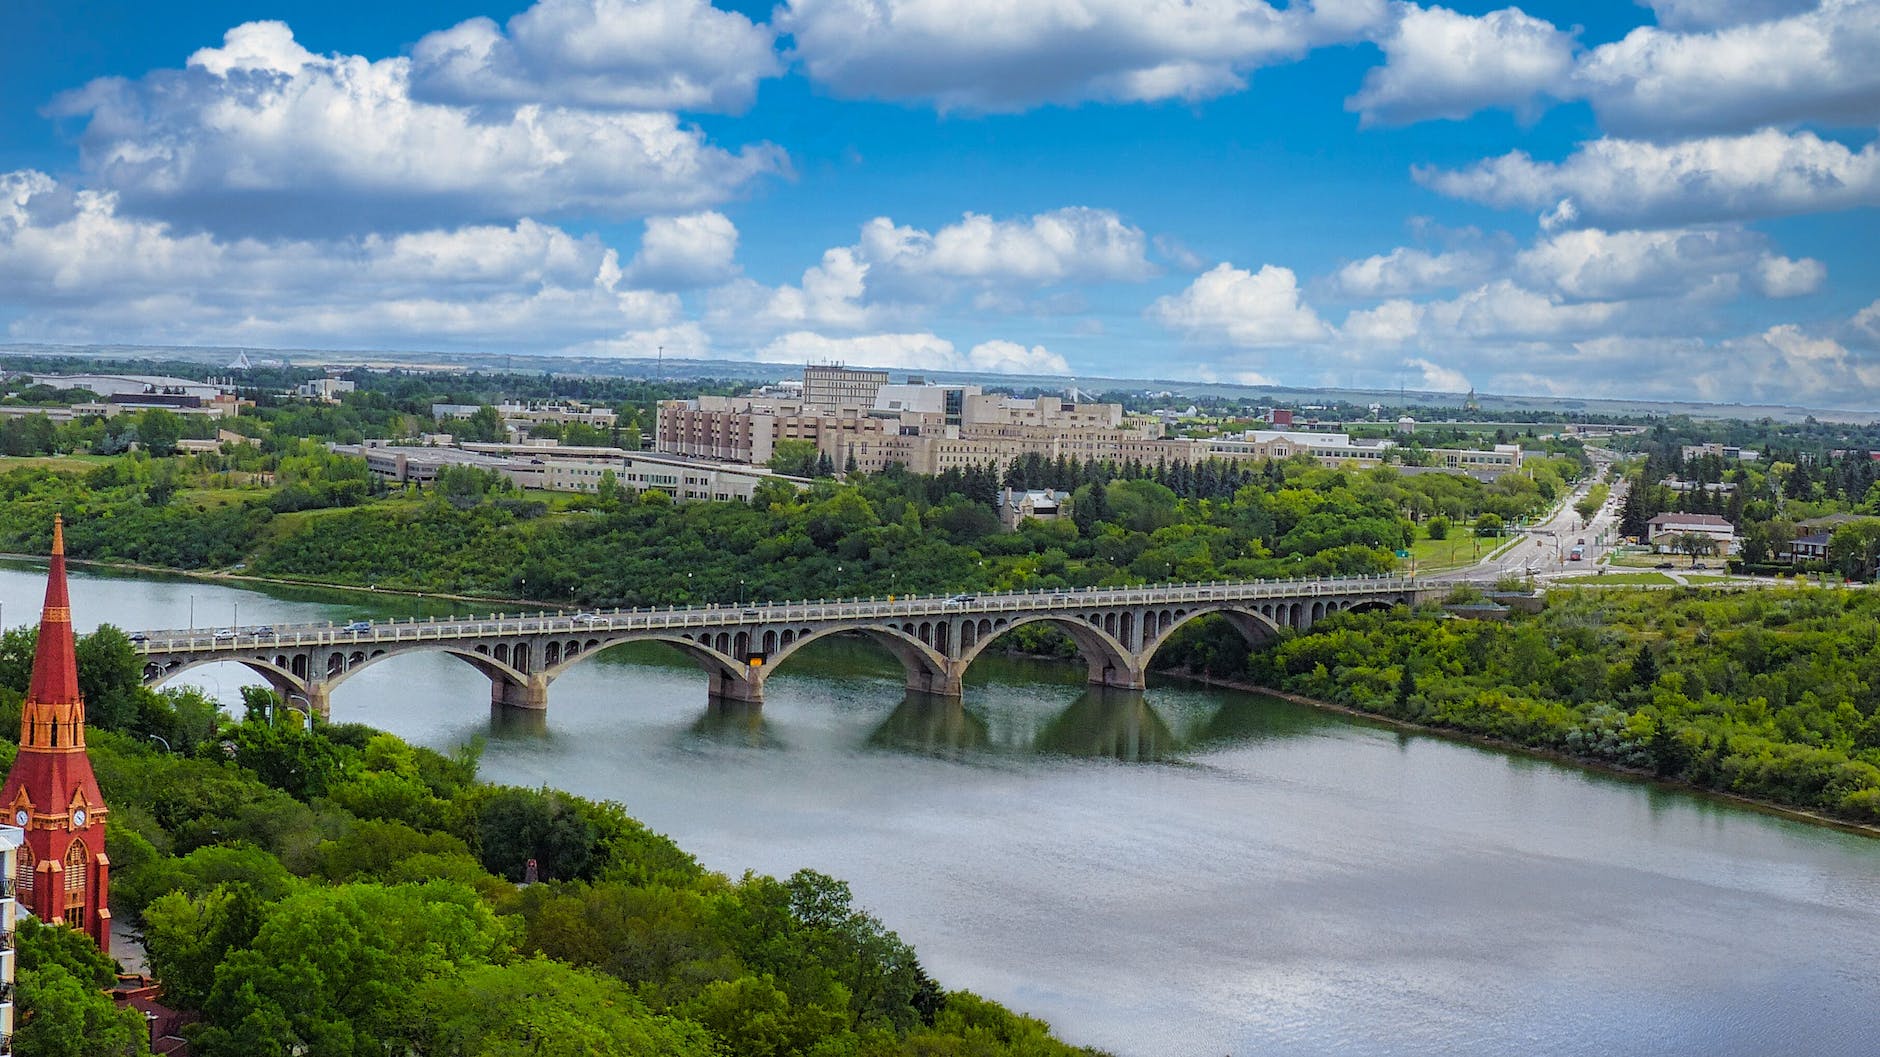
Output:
2,0,1878,407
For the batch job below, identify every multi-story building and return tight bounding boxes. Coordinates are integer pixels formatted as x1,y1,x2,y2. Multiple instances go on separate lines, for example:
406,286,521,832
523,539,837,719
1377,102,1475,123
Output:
802,365,889,409
335,442,805,502
656,368,1525,480
1680,442,1760,462
0,823,18,1045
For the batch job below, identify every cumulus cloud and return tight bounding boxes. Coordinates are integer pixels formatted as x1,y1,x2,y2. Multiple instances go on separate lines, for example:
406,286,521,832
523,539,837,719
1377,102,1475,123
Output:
0,169,673,349
409,0,780,113
758,331,1071,374
1333,245,1496,297
1640,0,1819,32
1404,356,1470,392
710,207,1154,335
775,0,1385,111
1577,0,1880,136
1149,263,1330,346
1417,129,1880,228
626,212,740,289
1347,4,1577,125
1513,226,1822,302
49,21,785,235
857,207,1155,287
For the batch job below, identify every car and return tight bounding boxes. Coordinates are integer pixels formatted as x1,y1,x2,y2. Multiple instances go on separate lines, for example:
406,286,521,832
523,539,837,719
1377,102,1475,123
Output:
944,593,978,605
1693,562,1708,570
741,609,761,618
1654,562,1674,569
1576,538,1586,545
342,620,373,633
571,611,599,624
253,625,276,638
213,628,236,640
128,631,148,643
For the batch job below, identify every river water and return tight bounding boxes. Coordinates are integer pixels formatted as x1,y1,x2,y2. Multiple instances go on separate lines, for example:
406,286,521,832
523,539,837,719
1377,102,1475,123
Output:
6,560,1879,1057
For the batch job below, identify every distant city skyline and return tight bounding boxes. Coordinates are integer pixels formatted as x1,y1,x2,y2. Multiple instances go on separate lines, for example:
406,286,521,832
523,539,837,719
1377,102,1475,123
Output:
3,0,1877,405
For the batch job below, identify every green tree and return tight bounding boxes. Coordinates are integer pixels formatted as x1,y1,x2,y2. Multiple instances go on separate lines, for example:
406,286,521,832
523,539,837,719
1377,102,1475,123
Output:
1474,512,1504,538
136,409,183,458
1425,515,1450,541
417,959,717,1057
473,787,596,882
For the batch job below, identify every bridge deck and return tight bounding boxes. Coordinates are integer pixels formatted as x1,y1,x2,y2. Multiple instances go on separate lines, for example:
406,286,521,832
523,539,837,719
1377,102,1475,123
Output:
135,574,1420,651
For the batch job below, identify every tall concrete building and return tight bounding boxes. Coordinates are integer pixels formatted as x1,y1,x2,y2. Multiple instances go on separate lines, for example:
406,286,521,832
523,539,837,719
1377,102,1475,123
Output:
801,365,889,409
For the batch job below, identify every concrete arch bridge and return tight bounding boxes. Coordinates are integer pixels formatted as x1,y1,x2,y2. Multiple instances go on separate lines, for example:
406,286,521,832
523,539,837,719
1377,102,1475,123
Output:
135,576,1433,717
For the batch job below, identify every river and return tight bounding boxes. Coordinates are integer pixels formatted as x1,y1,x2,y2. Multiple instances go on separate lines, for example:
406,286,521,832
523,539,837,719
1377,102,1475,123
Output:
6,559,1879,1057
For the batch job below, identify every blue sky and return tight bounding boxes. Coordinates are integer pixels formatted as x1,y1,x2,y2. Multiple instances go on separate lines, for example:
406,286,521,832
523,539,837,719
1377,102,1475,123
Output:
2,1,1877,406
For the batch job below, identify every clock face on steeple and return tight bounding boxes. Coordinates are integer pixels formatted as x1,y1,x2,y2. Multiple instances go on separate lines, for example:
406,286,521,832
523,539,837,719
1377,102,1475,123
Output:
72,808,87,828
12,809,26,826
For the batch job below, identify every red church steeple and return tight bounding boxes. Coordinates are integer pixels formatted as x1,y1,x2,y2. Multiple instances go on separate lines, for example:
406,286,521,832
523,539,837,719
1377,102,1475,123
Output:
2,516,111,952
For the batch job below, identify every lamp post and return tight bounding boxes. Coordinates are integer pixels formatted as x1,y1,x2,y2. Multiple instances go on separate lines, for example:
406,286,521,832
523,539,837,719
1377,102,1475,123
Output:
189,594,195,632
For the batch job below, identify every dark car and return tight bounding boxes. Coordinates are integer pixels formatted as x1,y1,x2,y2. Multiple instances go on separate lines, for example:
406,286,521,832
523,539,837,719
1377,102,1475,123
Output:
343,620,373,633
1654,562,1674,569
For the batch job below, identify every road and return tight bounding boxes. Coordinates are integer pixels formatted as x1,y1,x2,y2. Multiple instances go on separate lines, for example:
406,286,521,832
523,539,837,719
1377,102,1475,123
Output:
1456,447,1624,583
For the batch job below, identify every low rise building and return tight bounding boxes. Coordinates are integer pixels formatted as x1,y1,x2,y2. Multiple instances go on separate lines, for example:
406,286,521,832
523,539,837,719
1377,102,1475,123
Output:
1681,442,1760,462
999,488,1070,530
294,377,356,402
1647,513,1739,554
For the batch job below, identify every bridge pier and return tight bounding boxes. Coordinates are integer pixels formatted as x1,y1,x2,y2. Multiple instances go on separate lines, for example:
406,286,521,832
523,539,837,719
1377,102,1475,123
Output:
907,660,967,699
491,672,551,710
1090,659,1147,692
708,668,765,704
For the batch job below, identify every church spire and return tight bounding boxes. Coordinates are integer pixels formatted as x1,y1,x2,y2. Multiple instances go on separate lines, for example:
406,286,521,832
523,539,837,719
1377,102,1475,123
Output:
2,515,112,952
22,515,84,749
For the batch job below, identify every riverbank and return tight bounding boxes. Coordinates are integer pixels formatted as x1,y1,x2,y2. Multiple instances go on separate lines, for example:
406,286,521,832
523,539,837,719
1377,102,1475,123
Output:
1158,665,1880,841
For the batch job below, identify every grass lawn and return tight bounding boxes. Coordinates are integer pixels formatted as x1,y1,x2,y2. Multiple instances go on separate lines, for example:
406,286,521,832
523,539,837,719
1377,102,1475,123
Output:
0,453,112,473
1555,572,1679,585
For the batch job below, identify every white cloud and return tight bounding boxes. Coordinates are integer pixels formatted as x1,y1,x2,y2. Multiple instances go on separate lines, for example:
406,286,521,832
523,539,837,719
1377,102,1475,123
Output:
1514,226,1819,302
1348,4,1577,125
709,207,1154,336
1334,245,1495,297
1150,263,1330,346
1578,0,1880,136
1849,299,1880,348
626,212,740,289
50,21,785,235
410,0,780,113
1417,129,1880,228
1404,356,1470,392
757,331,1070,375
1755,253,1827,298
1340,298,1423,344
1640,0,1818,32
858,207,1155,286
775,0,1385,111
0,169,674,350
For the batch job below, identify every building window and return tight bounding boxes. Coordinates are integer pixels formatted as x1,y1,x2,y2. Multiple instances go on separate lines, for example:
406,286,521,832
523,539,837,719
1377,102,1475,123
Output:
64,841,87,921
16,842,33,895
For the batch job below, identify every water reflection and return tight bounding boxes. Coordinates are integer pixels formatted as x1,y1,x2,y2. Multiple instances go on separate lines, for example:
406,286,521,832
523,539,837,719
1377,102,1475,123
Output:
868,692,992,759
1035,687,1178,762
690,698,779,749
488,703,549,738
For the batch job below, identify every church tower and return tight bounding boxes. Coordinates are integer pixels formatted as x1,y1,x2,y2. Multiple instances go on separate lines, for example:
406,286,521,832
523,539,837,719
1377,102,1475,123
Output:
1,516,111,952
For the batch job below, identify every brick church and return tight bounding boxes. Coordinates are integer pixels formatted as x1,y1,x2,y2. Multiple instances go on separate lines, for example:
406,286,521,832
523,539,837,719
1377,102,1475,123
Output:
3,516,111,952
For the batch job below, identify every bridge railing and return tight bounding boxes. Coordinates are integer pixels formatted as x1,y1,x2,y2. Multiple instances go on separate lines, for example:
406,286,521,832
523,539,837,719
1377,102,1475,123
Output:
137,574,1425,652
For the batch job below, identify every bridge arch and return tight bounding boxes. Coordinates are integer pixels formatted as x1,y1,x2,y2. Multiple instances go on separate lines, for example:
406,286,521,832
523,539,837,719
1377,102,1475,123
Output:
538,630,752,697
758,624,952,695
1136,603,1285,671
955,614,1140,691
144,654,303,696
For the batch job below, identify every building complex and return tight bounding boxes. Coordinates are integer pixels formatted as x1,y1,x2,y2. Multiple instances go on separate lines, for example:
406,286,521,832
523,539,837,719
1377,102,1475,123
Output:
655,367,1525,481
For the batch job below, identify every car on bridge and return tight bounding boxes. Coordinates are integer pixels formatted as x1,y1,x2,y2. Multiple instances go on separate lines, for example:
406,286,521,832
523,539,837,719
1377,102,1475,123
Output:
571,612,599,623
214,628,236,640
944,594,978,605
343,620,373,633
254,625,276,638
